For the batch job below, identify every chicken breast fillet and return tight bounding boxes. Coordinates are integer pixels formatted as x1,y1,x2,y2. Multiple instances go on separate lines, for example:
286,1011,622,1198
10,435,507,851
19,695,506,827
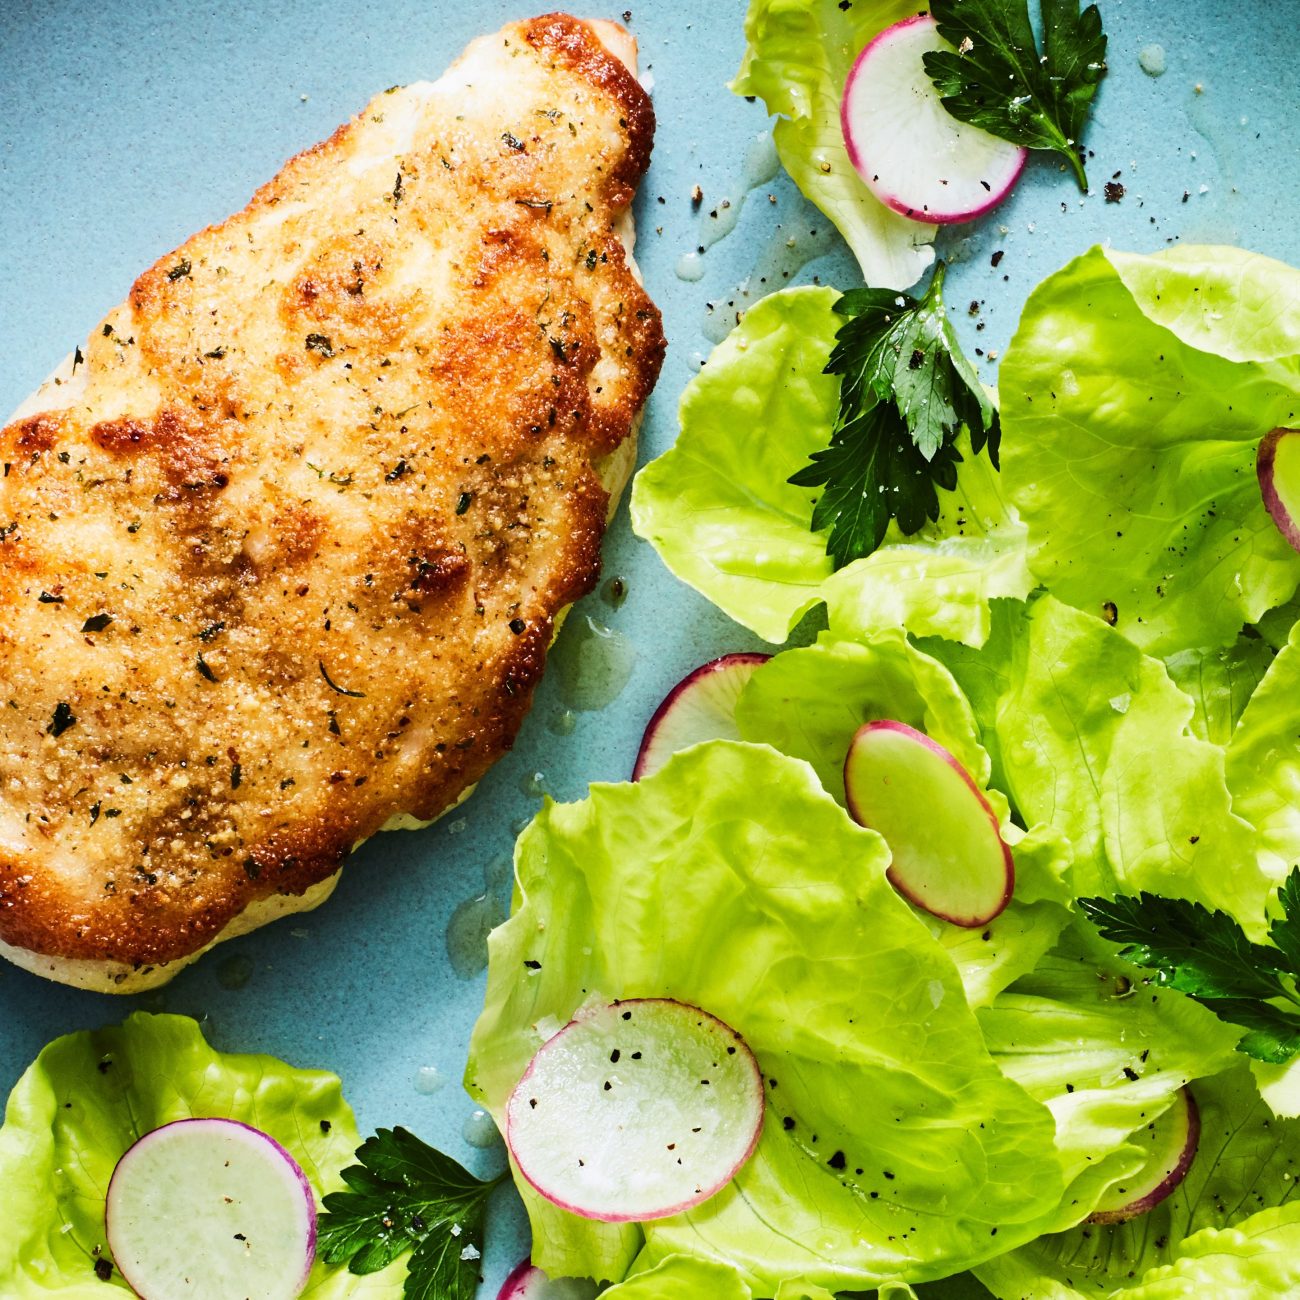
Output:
0,13,664,991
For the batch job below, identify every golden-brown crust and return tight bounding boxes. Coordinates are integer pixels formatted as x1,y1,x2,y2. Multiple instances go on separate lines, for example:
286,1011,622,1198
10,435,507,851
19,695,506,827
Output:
522,14,656,209
0,13,664,967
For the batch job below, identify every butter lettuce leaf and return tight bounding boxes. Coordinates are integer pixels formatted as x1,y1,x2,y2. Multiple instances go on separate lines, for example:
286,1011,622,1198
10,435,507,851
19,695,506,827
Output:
733,632,1071,1005
993,597,1274,934
975,1063,1300,1298
1001,244,1300,656
606,1255,753,1299
466,743,1064,1293
1226,616,1300,884
630,287,839,644
1165,634,1274,746
0,1012,404,1298
731,0,935,289
979,931,1240,1229
631,287,1029,647
820,440,1031,650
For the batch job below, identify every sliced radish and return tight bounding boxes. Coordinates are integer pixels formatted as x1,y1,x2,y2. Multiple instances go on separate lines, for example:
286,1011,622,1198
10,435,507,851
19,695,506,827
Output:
505,998,764,1223
841,14,1027,224
844,720,1013,927
633,653,770,780
1088,1086,1200,1224
498,1257,599,1299
105,1118,316,1300
1258,427,1300,553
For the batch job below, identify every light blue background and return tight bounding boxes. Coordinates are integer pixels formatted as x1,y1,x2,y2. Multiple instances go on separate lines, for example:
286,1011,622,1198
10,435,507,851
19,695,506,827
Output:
0,2,1296,1294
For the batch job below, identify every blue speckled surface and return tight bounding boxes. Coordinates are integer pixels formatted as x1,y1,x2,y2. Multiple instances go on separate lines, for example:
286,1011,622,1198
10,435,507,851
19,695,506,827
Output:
0,1,1296,1292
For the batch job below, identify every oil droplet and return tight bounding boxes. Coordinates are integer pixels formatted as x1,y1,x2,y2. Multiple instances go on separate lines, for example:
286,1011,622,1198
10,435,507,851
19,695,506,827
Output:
675,251,705,282
414,1065,448,1095
463,1108,502,1149
444,854,513,978
445,891,507,979
554,615,637,712
547,708,577,736
485,853,513,892
741,130,781,191
1137,43,1167,76
216,953,254,990
601,575,628,609
519,770,549,798
695,132,782,256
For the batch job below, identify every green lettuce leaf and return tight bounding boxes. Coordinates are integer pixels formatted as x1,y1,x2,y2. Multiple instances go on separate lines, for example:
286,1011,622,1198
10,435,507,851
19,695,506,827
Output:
1226,616,1300,883
1122,1204,1300,1299
466,743,1065,1293
0,1012,403,1297
979,929,1240,1232
1164,634,1274,746
631,287,1029,647
820,438,1031,650
1000,244,1300,656
735,631,995,804
974,1063,1300,1298
630,286,840,644
734,632,1070,1005
913,598,1033,795
731,0,935,289
607,1255,754,1298
993,597,1274,934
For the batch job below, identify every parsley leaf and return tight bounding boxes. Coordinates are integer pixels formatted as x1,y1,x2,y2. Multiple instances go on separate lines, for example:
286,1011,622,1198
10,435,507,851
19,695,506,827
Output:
316,1127,503,1299
1080,869,1300,1064
924,0,1108,189
1269,869,1300,970
789,262,998,568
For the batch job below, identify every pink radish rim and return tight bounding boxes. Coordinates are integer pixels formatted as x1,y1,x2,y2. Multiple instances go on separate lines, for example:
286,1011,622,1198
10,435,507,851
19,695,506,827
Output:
505,998,765,1223
1087,1087,1201,1224
498,1257,541,1299
840,13,1027,226
844,719,1014,927
1258,428,1300,553
632,653,771,781
105,1117,318,1293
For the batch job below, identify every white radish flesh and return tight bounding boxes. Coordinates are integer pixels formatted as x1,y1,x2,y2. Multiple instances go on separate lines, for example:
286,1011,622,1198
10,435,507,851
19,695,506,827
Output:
844,720,1013,927
498,1257,599,1299
1088,1086,1200,1224
1258,427,1300,553
633,654,770,780
506,998,764,1223
841,14,1027,224
106,1118,316,1300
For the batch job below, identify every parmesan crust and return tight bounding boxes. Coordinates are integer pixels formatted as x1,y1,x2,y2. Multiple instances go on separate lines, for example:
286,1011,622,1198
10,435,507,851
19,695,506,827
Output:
0,14,663,990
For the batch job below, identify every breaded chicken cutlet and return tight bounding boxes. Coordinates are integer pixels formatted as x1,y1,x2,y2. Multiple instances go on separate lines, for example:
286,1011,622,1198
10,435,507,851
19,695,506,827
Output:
0,13,664,991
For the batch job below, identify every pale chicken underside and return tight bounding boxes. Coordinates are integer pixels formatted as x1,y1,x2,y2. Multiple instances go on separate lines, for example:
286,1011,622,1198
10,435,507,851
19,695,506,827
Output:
0,14,662,989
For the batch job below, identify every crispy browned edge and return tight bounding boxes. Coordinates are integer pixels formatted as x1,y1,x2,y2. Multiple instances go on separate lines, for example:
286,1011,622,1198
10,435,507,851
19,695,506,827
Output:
0,13,665,969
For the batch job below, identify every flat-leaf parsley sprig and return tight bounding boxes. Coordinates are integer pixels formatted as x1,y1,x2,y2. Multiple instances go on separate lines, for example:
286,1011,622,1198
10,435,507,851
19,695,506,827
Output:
924,0,1108,190
1080,868,1300,1064
789,262,999,568
317,1126,505,1300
